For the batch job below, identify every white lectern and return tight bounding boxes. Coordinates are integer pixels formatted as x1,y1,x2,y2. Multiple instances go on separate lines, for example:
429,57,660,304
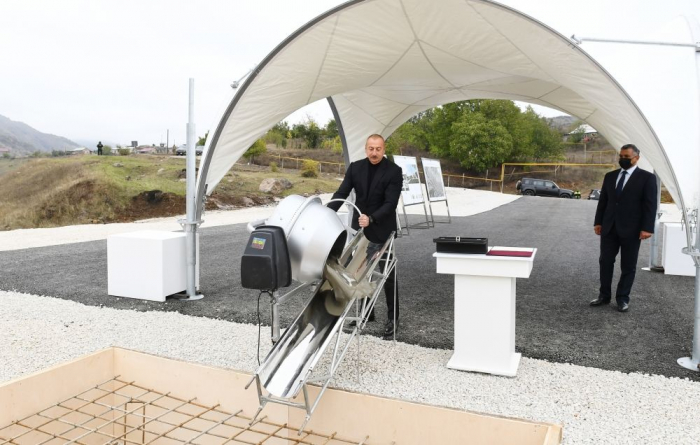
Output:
433,247,536,377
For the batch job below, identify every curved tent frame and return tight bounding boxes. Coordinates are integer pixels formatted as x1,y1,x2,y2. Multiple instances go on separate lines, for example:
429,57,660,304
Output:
190,0,700,373
195,0,694,222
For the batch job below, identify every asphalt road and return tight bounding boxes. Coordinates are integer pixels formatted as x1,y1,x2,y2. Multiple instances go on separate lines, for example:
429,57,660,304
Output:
1,196,697,380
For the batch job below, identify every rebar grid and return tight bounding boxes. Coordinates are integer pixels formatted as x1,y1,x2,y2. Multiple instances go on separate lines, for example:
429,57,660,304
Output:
0,377,368,445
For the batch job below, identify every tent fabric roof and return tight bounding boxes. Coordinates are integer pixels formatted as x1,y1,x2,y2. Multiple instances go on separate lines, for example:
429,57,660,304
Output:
196,0,699,217
580,15,700,209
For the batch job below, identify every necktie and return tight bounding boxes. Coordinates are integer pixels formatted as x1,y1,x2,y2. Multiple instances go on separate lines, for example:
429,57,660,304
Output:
616,170,627,197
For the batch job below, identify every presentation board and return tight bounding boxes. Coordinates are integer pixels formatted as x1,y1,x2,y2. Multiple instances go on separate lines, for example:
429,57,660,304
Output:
393,155,424,206
421,158,447,202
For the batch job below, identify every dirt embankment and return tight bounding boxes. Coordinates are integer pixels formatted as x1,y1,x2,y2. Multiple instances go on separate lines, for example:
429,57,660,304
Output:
0,156,343,230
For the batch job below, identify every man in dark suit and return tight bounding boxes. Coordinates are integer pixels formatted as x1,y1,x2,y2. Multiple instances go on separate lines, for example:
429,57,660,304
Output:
591,143,657,312
327,134,403,338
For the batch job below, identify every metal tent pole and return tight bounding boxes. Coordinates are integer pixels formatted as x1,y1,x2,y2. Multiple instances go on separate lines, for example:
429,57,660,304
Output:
678,208,700,372
179,79,203,301
644,172,664,271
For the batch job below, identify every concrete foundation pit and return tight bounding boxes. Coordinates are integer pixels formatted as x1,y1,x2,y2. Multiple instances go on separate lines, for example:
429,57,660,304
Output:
0,348,562,444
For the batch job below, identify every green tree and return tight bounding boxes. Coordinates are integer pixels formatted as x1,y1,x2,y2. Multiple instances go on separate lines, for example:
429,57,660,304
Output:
244,139,267,164
324,119,338,139
197,131,209,147
265,121,289,148
322,135,343,154
272,121,289,135
386,125,411,156
303,118,322,148
427,102,467,157
474,100,529,159
103,145,113,155
404,109,433,151
291,123,306,140
449,113,512,172
264,130,284,147
521,108,564,160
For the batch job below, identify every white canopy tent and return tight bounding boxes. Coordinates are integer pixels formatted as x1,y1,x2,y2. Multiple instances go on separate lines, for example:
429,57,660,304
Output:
190,0,700,370
578,15,700,214
196,0,699,218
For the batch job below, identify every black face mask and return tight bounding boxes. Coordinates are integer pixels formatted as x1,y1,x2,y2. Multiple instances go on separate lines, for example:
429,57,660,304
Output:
619,158,633,170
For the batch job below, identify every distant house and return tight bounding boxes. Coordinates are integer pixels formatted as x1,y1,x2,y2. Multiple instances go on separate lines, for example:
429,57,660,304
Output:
136,145,157,154
67,147,91,155
564,124,598,142
0,147,10,155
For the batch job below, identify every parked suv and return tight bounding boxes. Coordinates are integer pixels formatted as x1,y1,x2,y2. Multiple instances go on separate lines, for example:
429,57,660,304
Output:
516,178,574,198
175,145,204,156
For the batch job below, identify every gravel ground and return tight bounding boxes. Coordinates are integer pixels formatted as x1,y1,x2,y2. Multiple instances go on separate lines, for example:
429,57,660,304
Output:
2,189,699,444
0,195,696,379
2,291,699,445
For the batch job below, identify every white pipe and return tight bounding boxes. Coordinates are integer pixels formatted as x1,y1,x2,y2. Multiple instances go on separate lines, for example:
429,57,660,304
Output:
678,218,700,372
572,35,699,49
648,173,663,269
185,79,202,300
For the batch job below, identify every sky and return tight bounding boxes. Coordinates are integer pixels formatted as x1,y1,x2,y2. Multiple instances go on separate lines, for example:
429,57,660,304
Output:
0,0,698,148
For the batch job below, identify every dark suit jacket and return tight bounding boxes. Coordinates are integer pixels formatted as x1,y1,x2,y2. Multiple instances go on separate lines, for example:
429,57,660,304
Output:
327,157,403,243
594,167,657,238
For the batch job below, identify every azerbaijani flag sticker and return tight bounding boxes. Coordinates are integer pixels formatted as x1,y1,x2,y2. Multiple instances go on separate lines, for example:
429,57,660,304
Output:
251,237,266,250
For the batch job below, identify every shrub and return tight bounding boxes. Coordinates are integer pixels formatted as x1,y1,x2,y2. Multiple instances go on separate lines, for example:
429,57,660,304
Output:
301,160,319,178
117,148,131,156
102,145,113,155
244,139,267,164
269,162,279,173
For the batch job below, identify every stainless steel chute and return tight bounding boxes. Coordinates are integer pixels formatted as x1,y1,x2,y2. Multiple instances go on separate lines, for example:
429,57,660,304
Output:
264,195,348,283
244,195,397,433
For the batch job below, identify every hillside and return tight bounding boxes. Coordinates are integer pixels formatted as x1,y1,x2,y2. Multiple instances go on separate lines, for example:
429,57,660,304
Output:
0,155,342,231
0,114,79,156
546,115,577,132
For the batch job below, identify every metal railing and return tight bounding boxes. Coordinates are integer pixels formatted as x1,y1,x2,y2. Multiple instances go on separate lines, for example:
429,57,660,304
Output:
240,154,617,193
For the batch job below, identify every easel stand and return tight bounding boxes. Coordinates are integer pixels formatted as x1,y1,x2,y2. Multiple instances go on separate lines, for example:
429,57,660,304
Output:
427,197,452,225
402,199,432,229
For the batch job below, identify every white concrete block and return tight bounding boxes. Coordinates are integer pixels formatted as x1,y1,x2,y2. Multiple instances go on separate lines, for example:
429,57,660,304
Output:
108,230,199,301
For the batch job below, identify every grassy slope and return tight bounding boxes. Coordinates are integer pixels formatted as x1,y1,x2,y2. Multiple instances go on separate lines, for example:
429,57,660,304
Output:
0,155,342,230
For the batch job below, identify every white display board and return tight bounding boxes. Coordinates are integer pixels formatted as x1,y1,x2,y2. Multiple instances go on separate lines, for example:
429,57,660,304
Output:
393,155,424,206
421,158,447,202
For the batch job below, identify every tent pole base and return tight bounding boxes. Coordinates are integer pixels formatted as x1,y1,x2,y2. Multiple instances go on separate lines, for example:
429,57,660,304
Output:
677,357,700,372
172,291,204,301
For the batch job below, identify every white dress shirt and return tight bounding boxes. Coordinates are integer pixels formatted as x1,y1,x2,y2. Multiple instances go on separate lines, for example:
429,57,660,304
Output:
616,164,637,190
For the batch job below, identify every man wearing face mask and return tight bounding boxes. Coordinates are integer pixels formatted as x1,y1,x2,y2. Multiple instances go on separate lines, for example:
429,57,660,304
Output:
591,144,657,312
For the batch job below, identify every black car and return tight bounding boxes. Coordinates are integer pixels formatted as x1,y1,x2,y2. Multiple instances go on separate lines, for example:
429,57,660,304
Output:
588,189,601,200
516,177,574,198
